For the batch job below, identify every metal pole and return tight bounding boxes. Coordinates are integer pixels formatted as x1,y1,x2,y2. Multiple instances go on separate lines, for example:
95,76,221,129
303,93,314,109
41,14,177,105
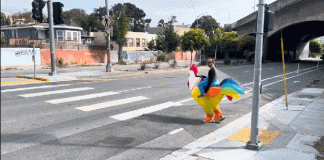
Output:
215,44,217,60
105,0,112,72
196,16,198,29
48,0,56,76
281,33,288,109
317,61,319,68
246,0,265,151
33,43,36,78
297,63,299,74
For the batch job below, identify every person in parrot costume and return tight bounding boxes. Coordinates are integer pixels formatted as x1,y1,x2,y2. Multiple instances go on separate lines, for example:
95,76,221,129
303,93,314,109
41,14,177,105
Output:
187,62,245,123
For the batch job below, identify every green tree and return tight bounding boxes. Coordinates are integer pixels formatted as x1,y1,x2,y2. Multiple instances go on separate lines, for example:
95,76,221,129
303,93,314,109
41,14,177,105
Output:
1,36,6,46
219,31,238,60
238,35,255,59
154,16,180,67
191,15,220,40
309,39,322,53
112,3,151,32
11,11,34,23
238,36,255,52
157,19,167,28
112,6,130,62
63,9,87,25
147,39,155,51
180,29,210,65
1,12,7,25
309,39,323,58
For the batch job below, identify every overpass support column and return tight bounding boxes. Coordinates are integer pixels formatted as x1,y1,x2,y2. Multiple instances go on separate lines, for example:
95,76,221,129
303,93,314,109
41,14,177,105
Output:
296,41,310,60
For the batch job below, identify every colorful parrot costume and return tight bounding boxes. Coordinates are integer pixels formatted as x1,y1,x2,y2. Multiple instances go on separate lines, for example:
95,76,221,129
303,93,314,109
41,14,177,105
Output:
188,64,245,123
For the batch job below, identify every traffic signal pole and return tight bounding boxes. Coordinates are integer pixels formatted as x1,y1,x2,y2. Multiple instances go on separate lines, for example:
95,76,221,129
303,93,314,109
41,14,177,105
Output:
105,0,112,72
47,0,57,76
246,0,265,151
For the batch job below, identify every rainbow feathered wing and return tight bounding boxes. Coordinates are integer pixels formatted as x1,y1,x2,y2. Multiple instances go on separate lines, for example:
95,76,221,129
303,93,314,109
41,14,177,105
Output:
188,65,244,115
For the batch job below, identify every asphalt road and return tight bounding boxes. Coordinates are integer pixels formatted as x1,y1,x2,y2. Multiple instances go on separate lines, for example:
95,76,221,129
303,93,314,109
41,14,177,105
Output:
1,61,323,160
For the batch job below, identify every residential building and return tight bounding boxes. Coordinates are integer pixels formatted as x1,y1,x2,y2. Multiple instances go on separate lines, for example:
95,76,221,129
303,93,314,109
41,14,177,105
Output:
147,25,191,37
90,31,157,51
1,23,83,47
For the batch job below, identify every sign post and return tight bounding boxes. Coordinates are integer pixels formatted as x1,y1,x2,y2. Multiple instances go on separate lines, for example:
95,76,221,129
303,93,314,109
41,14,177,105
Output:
245,0,265,151
105,0,112,72
32,43,36,78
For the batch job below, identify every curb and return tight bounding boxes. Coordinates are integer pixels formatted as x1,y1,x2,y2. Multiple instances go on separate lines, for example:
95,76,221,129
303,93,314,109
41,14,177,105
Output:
16,75,50,82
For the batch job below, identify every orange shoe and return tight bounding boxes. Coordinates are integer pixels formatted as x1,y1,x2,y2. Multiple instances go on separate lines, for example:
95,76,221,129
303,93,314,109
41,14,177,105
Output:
203,114,214,122
214,116,225,123
213,109,225,123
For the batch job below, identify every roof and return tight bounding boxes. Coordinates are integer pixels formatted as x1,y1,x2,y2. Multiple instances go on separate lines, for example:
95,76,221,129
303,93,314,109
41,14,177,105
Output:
1,23,83,30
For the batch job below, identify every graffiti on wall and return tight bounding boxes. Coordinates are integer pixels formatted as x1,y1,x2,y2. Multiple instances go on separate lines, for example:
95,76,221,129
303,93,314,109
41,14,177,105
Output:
122,51,157,63
15,49,35,57
1,48,41,65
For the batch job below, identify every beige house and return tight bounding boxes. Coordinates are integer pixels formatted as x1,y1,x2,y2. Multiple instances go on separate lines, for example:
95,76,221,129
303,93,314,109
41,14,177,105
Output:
174,27,190,36
90,31,156,51
124,31,156,51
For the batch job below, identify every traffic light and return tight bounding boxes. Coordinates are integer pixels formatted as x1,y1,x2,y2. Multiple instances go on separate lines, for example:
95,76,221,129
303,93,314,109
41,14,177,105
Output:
53,2,64,24
32,0,46,23
38,0,46,23
264,6,274,32
32,1,40,22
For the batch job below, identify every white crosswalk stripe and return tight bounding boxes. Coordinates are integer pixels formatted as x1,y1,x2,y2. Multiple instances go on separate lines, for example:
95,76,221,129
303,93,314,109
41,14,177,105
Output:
45,86,152,104
46,91,120,104
19,87,94,98
111,101,182,121
1,84,71,93
76,96,149,111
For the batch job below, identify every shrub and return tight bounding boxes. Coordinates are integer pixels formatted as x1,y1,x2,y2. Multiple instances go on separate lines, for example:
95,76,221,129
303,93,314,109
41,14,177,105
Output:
139,62,146,70
117,61,127,65
157,54,166,62
309,52,321,58
200,59,208,66
154,63,160,69
224,58,231,65
56,57,67,68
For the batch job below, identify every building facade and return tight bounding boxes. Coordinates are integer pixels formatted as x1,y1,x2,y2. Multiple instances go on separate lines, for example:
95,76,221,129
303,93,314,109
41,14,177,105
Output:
1,23,83,46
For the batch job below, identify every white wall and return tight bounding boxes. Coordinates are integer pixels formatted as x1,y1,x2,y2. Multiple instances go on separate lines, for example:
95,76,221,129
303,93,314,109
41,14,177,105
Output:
1,48,41,66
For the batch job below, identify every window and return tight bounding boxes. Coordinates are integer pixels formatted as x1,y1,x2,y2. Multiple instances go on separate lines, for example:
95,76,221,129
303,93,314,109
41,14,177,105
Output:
73,32,78,41
57,30,64,41
66,31,72,40
10,30,17,38
66,31,78,41
124,39,128,47
129,38,133,47
136,38,140,47
142,39,146,47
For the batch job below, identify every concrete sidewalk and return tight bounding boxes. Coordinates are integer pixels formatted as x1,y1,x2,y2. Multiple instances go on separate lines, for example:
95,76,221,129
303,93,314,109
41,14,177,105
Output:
7,62,204,82
160,87,324,160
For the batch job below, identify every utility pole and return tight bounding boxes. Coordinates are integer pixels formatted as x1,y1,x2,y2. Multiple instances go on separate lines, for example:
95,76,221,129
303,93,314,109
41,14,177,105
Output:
105,0,112,72
48,0,56,76
246,0,265,151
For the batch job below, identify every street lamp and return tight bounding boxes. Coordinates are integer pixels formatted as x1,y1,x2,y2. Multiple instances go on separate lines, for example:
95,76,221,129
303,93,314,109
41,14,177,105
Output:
105,0,112,72
196,12,208,29
196,12,208,62
212,30,218,61
228,9,237,24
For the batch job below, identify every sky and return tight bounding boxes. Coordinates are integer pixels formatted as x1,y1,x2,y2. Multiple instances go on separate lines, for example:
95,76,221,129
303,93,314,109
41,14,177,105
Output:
1,0,277,27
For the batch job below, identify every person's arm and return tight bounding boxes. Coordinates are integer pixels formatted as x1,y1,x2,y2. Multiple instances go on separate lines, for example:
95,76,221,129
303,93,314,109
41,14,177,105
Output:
204,69,215,93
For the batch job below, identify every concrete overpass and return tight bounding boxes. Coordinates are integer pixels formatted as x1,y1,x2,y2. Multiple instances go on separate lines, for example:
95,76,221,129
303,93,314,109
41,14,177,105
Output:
227,0,324,61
